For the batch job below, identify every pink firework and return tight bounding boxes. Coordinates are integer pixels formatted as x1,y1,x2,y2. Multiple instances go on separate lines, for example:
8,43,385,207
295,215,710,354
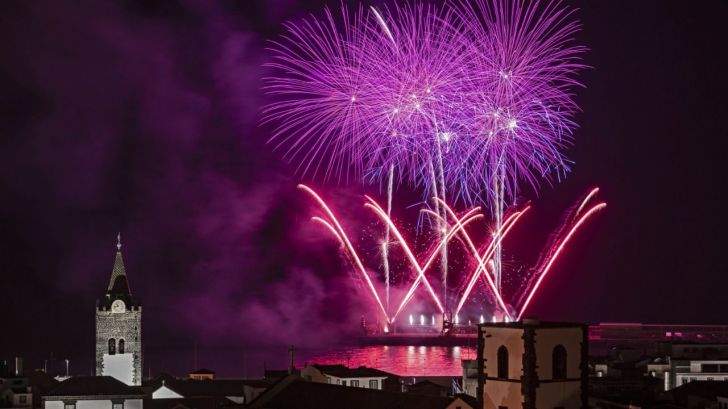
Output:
299,184,605,324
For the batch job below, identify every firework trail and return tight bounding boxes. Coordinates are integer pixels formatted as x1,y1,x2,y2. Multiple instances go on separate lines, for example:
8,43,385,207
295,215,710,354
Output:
300,184,604,325
517,202,607,320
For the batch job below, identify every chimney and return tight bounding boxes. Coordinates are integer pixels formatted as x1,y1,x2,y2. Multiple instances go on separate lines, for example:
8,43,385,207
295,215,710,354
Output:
14,357,23,376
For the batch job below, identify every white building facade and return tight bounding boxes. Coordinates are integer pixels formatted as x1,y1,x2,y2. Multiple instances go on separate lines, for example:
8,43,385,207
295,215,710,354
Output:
300,365,393,390
668,360,728,390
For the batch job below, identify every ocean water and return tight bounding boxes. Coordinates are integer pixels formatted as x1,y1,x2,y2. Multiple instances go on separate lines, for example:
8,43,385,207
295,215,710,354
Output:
141,345,476,378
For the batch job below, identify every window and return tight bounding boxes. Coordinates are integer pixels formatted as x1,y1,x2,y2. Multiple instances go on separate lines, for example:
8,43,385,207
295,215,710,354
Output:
108,338,116,355
497,345,509,379
19,396,27,403
118,339,125,354
64,404,76,409
552,345,567,380
351,380,359,387
113,404,124,409
326,376,331,384
369,379,378,389
342,380,347,386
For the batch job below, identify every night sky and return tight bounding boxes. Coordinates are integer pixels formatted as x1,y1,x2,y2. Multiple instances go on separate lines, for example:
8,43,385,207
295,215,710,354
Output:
1,0,727,374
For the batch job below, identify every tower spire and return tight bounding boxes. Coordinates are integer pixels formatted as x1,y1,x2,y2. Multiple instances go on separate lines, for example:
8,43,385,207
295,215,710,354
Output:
107,233,130,296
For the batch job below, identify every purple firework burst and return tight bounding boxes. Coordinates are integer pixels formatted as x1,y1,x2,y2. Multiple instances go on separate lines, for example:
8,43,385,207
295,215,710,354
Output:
262,0,586,209
262,5,372,183
355,2,473,196
451,0,587,205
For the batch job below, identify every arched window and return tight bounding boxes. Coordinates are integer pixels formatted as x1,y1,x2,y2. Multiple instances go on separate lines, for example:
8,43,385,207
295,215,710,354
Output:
497,345,509,379
118,339,125,354
553,345,567,379
108,338,116,355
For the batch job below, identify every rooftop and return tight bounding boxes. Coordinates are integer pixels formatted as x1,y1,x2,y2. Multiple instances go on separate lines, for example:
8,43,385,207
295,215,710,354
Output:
45,376,142,397
250,379,468,409
311,364,397,379
150,377,273,397
480,319,586,330
190,368,216,375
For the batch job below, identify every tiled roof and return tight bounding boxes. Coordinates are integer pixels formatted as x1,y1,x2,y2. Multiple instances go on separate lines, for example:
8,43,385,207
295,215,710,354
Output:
668,380,728,404
313,365,396,378
251,379,467,409
154,379,273,397
144,397,243,409
190,369,215,375
45,376,142,397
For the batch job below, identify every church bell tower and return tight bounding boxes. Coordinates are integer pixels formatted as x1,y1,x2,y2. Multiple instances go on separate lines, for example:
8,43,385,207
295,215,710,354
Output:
95,234,142,385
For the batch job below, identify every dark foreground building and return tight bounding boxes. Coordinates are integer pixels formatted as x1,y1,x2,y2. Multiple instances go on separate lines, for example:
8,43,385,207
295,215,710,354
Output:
248,376,472,409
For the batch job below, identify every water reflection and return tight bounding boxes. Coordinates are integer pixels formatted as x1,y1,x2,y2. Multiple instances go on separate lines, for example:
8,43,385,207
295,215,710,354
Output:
300,345,476,376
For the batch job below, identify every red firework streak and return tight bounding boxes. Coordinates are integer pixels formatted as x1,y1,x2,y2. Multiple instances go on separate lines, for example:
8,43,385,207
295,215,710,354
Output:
299,184,605,324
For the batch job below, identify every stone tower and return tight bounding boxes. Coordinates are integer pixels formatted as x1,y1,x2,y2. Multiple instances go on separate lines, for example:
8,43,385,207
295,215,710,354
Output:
95,234,142,385
476,319,588,409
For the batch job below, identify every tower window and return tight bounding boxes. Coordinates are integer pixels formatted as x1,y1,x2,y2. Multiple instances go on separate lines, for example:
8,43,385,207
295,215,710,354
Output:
552,345,567,379
497,345,509,379
118,339,125,354
108,338,116,355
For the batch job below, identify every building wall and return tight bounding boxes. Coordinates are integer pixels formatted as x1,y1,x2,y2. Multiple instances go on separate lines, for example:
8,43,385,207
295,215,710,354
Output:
328,375,387,389
482,327,525,380
535,382,582,409
462,359,478,397
533,327,584,409
534,327,583,380
95,306,142,385
300,367,387,389
483,380,523,409
479,324,586,409
668,359,728,389
12,392,32,407
481,327,525,409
